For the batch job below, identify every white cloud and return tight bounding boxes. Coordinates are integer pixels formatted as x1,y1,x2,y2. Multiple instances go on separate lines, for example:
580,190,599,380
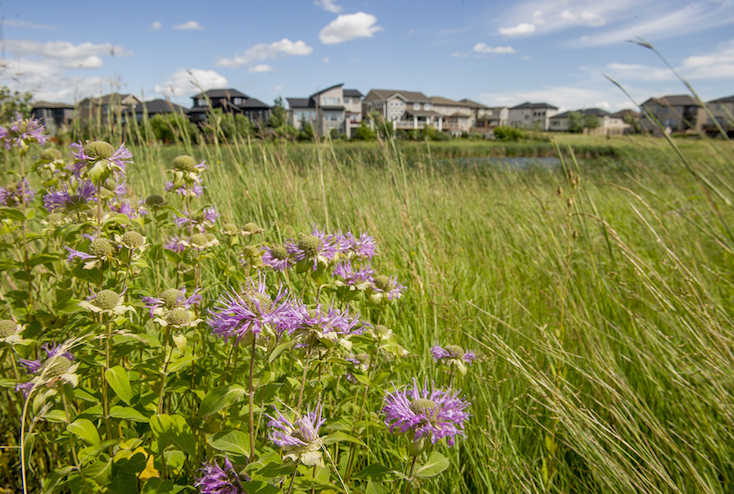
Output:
150,21,162,31
4,20,56,30
4,39,132,59
154,68,227,97
319,12,383,44
499,22,536,36
315,0,342,13
322,57,330,63
451,52,469,58
215,38,313,68
275,85,283,91
173,21,204,31
249,64,275,73
63,55,104,69
473,43,515,54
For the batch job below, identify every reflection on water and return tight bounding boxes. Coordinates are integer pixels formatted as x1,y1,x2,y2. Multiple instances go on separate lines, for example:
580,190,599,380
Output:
437,157,561,169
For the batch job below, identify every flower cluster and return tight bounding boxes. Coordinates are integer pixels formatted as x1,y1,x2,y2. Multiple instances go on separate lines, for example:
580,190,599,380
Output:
16,342,79,396
0,178,34,207
432,343,476,376
268,403,325,466
142,287,202,328
195,456,248,494
0,113,48,151
383,379,471,449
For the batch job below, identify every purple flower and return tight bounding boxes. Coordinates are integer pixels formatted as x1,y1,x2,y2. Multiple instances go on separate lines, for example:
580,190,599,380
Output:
286,226,339,271
333,261,374,289
0,113,48,150
371,274,406,301
431,344,476,364
383,379,470,447
142,287,202,318
0,178,35,206
202,206,219,225
165,181,205,197
339,231,377,259
261,245,293,272
16,342,76,396
194,456,248,494
208,276,294,344
110,201,138,219
164,235,187,253
65,236,115,265
174,211,193,229
288,303,365,343
43,180,97,212
68,141,132,178
267,403,325,466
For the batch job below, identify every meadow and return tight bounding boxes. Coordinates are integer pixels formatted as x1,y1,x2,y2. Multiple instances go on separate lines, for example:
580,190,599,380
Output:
1,120,734,494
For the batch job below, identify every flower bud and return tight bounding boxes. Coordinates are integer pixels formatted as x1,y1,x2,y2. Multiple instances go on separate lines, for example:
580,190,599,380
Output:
83,141,115,160
161,288,183,309
40,148,63,161
89,238,115,258
145,194,165,207
297,235,321,256
173,155,197,172
121,231,144,248
93,290,120,310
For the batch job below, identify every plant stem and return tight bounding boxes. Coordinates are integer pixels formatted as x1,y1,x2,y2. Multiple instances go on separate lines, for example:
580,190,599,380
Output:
248,337,256,462
157,325,171,414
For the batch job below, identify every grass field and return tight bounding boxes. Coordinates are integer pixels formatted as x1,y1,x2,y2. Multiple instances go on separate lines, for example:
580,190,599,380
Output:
2,129,734,493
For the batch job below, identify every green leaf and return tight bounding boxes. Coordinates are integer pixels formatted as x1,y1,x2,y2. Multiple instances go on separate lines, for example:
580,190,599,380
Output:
322,431,366,446
354,463,406,482
366,481,390,494
110,406,149,423
168,355,196,373
42,465,74,492
105,366,134,405
68,418,100,446
241,481,281,494
207,430,250,457
43,409,68,423
197,384,246,418
0,207,25,221
414,451,450,478
150,414,196,457
255,461,296,479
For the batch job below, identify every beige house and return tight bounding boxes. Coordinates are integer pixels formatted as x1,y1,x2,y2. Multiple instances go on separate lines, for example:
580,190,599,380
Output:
705,95,734,136
287,83,362,138
508,102,559,130
640,94,705,135
549,108,630,135
363,89,444,131
461,100,509,136
428,96,474,136
77,93,141,123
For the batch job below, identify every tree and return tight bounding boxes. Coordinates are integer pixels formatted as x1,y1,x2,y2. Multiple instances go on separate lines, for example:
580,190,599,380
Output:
567,111,583,133
0,86,32,121
583,114,599,130
267,96,288,129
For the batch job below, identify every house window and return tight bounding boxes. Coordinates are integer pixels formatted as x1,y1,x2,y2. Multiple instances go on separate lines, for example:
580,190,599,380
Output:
344,97,350,104
425,103,431,110
414,103,420,110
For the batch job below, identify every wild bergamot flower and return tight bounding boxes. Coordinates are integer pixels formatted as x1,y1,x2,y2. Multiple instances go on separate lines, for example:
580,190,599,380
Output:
383,379,470,449
431,343,476,375
0,178,34,207
143,287,203,328
16,342,79,396
68,140,132,181
333,261,375,291
79,288,135,316
0,113,48,152
0,319,23,344
195,456,248,494
43,179,97,213
268,403,325,466
261,245,293,272
369,274,406,303
66,236,117,269
287,227,339,271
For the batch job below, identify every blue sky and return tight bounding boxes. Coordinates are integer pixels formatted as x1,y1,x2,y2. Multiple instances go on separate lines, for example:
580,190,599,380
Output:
1,0,733,112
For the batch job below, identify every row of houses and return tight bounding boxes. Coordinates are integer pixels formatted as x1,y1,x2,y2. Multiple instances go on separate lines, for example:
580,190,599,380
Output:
30,86,734,138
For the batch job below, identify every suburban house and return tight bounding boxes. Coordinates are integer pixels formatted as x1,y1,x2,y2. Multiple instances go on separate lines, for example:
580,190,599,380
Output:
188,88,271,125
639,94,705,135
705,95,734,136
428,97,474,136
363,89,445,131
508,102,559,130
130,99,188,123
31,101,74,135
287,84,363,138
462,100,509,137
549,108,630,135
77,93,142,123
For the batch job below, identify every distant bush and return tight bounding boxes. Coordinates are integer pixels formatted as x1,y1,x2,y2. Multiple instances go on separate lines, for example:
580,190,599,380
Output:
493,126,526,141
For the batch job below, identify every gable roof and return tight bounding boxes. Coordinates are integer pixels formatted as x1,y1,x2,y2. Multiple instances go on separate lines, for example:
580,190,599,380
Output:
459,98,491,110
192,88,249,99
365,89,430,103
552,108,612,119
429,96,474,107
510,101,559,110
32,101,74,109
309,83,343,99
78,93,140,106
136,99,188,114
239,98,270,109
287,98,312,109
642,94,701,107
708,94,734,104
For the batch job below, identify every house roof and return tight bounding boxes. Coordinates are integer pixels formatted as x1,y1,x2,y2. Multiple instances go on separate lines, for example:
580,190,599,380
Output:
612,109,639,119
192,88,249,99
136,99,188,114
405,109,442,117
708,94,734,104
459,98,491,110
309,83,343,99
642,94,701,107
32,101,74,109
78,93,140,106
239,98,270,109
365,89,430,103
344,89,363,98
287,98,312,109
510,101,559,110
551,108,612,119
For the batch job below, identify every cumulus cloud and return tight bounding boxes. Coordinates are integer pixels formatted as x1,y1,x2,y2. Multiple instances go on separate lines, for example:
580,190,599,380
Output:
154,68,227,97
319,12,383,44
174,21,204,30
499,22,536,36
4,39,132,59
473,43,516,54
315,0,342,13
150,21,162,31
215,38,313,68
63,55,104,69
249,64,275,73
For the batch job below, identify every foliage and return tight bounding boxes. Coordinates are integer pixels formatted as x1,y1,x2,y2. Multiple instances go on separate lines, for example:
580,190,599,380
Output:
353,120,376,141
492,125,526,141
0,86,33,121
582,113,599,129
567,111,584,133
149,112,200,144
267,96,288,129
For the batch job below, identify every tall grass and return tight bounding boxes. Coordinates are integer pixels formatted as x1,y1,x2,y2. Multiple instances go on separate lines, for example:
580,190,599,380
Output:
111,128,734,492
